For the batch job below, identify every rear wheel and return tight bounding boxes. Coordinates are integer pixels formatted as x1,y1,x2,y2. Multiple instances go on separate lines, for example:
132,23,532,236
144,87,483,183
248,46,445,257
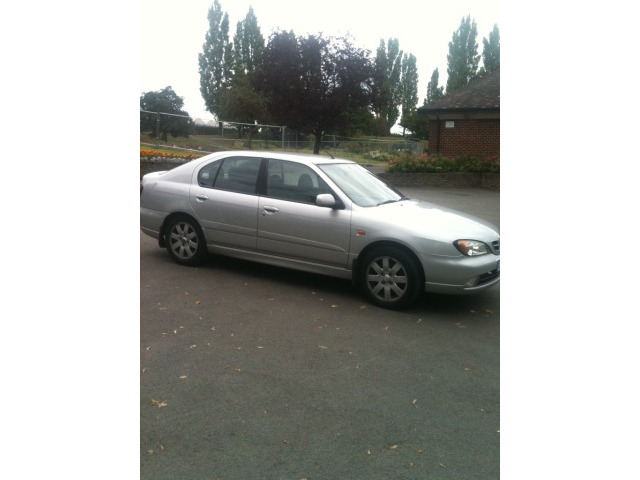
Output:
164,215,207,266
359,247,422,309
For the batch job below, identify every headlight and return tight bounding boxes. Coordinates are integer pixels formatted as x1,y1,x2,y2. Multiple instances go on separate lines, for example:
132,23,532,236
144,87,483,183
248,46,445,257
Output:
454,240,491,256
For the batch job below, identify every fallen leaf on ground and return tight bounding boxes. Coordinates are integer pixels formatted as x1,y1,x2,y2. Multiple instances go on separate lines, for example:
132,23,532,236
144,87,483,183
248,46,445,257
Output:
151,399,167,408
195,299,201,304
412,399,418,407
318,345,328,349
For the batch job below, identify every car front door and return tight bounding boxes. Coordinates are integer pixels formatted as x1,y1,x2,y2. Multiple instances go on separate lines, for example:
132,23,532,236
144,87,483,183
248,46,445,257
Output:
257,159,352,267
190,156,262,251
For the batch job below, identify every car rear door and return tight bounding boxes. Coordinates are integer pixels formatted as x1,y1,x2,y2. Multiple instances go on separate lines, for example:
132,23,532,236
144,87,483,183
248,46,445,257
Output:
190,156,262,251
257,159,351,267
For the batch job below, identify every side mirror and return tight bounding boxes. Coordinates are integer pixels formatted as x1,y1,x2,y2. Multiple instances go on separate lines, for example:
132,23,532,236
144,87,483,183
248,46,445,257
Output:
316,193,339,208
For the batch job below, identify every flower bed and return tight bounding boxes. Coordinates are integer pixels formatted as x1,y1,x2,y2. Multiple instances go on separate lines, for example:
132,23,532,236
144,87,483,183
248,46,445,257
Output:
140,150,203,163
388,152,499,174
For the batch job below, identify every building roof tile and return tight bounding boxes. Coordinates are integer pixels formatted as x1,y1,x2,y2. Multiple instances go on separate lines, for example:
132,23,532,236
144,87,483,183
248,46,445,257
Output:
419,70,500,112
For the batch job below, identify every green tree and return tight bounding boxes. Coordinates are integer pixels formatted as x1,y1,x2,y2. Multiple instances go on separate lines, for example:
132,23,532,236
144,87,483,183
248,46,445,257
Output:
233,6,264,80
372,38,403,133
398,110,429,140
425,68,444,104
219,77,269,147
199,0,233,117
140,86,192,140
480,24,500,75
398,52,418,136
221,4,269,146
446,15,480,93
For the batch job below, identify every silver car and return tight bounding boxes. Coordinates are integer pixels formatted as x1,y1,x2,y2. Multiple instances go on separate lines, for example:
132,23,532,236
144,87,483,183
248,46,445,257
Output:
140,151,500,309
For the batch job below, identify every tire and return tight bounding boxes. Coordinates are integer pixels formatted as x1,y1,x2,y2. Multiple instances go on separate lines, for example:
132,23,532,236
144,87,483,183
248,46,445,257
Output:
164,215,207,266
358,246,423,309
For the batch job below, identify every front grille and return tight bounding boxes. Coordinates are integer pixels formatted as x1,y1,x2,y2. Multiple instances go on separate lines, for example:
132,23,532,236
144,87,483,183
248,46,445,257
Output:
491,240,500,254
478,268,500,285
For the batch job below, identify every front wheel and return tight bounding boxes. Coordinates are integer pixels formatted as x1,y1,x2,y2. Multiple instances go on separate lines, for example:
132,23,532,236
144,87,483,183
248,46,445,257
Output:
358,247,423,309
164,215,207,266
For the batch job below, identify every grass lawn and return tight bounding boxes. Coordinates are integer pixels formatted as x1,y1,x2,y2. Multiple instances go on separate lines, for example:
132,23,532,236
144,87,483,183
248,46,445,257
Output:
139,133,412,168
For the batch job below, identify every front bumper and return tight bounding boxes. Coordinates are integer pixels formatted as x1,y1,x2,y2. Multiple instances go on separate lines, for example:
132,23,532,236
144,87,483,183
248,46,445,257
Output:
421,254,500,294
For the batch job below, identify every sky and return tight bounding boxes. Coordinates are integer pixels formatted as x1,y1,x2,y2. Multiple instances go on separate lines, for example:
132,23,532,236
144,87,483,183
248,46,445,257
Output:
140,0,500,126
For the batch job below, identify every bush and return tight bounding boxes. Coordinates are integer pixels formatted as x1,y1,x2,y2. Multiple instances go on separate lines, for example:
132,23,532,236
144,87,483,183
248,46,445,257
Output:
455,154,500,173
364,150,395,163
388,152,499,173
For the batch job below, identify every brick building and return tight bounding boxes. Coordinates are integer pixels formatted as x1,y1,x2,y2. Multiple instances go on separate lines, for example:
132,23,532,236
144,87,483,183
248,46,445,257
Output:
418,70,499,158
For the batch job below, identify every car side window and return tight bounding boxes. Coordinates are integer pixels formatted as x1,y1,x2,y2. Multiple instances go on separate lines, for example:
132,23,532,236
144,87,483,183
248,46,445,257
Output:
266,159,331,204
212,157,262,194
197,160,222,188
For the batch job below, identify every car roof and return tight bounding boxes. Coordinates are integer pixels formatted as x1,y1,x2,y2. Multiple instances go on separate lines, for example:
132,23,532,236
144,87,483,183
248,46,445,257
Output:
208,150,356,166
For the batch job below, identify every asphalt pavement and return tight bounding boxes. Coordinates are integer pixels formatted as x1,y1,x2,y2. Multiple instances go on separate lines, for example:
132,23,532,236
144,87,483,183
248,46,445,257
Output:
140,187,500,480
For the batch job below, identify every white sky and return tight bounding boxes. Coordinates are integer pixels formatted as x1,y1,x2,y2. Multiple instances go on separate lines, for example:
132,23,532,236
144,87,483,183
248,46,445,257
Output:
140,0,500,124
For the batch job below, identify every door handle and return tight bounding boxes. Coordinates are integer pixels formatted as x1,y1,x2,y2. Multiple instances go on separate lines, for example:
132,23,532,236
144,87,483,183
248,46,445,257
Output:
263,206,279,215
195,194,209,201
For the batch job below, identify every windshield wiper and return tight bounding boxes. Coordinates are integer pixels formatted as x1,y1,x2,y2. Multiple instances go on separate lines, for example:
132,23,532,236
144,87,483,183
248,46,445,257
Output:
377,199,400,206
377,196,409,206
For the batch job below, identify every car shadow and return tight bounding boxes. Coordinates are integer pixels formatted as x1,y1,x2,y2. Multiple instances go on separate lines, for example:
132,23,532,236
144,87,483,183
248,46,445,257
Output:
195,253,499,317
142,242,498,318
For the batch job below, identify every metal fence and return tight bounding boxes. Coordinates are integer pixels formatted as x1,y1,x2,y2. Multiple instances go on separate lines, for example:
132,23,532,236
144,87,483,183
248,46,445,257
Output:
140,110,423,156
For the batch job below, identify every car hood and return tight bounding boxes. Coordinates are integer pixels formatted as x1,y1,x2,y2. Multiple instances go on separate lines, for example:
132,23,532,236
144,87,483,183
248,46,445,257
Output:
355,199,499,242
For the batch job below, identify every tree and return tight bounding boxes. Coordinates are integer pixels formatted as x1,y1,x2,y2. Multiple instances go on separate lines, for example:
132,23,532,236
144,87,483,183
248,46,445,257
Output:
398,53,418,136
480,24,500,75
372,38,403,133
424,68,444,104
255,32,373,153
140,86,192,140
219,77,269,147
199,0,233,118
233,6,264,80
255,30,302,128
220,5,269,146
446,15,480,93
398,110,429,140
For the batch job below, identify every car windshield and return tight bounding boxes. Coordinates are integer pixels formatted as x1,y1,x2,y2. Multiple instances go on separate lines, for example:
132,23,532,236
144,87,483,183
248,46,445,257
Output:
319,163,406,207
